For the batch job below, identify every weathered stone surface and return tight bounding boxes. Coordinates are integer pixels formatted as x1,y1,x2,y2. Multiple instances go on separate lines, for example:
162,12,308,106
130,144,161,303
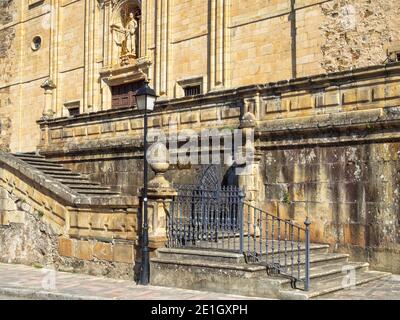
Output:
261,141,400,273
320,0,400,72
58,238,74,258
113,244,134,264
0,187,137,280
93,242,113,262
0,0,399,279
75,241,93,261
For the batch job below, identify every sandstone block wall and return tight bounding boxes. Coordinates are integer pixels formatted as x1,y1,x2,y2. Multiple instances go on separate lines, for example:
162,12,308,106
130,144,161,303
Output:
262,143,400,274
2,0,400,152
39,63,400,273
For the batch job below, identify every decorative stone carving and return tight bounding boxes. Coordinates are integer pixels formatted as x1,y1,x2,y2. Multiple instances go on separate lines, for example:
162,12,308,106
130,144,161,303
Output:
41,78,56,119
148,143,171,190
100,56,151,87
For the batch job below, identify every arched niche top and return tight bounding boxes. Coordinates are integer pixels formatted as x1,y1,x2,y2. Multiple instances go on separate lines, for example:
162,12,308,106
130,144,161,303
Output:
111,0,141,27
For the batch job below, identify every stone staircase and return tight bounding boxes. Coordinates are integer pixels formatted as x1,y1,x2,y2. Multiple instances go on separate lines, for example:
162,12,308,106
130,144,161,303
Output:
13,153,119,197
0,151,139,276
151,244,391,300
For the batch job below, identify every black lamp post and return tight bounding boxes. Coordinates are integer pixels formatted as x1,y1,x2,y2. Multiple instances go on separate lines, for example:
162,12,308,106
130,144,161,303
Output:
136,81,157,286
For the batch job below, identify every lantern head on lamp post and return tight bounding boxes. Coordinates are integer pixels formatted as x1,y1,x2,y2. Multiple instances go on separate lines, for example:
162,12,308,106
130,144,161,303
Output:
136,81,157,112
136,80,157,286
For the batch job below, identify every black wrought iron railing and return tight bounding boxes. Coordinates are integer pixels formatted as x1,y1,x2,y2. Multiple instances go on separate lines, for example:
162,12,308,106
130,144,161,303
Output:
167,185,311,291
242,203,311,291
167,185,245,252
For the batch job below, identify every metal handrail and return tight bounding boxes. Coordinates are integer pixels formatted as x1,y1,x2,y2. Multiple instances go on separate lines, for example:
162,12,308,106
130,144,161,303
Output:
241,202,311,291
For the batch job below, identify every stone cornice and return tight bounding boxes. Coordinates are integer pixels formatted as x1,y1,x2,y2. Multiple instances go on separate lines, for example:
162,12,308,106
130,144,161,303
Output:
256,107,400,149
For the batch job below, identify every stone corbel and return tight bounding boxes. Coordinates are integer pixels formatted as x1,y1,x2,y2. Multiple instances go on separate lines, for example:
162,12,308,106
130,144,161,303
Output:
100,57,152,87
41,78,56,119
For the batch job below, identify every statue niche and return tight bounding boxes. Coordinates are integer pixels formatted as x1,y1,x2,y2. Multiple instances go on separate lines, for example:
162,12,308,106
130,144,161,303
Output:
111,1,141,66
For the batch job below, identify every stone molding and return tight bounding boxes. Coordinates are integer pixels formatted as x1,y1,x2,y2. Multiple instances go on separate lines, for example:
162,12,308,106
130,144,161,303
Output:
37,62,400,158
256,107,400,149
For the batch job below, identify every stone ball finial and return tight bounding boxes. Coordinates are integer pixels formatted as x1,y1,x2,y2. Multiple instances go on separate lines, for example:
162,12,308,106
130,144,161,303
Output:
148,142,169,172
147,142,171,188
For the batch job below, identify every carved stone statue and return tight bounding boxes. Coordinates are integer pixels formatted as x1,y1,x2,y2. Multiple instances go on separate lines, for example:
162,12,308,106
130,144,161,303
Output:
111,12,138,65
125,13,137,56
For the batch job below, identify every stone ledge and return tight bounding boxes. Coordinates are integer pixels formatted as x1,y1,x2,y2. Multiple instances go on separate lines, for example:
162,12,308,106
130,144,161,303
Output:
256,107,400,148
257,108,384,133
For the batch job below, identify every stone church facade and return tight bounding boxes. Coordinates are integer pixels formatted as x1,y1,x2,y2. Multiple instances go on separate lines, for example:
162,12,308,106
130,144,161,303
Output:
0,0,400,285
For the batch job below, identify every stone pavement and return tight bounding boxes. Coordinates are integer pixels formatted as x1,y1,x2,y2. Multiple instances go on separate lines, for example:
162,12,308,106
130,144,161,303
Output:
317,275,400,300
0,295,27,300
0,263,263,300
0,263,398,300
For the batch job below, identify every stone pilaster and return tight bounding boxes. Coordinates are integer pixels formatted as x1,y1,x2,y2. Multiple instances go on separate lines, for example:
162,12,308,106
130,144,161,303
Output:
155,0,170,97
49,0,60,116
238,112,262,235
209,0,230,91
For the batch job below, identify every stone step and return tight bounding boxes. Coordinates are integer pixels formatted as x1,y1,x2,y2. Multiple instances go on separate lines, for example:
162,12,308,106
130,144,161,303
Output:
22,159,63,166
151,251,388,299
177,238,330,256
13,153,45,159
260,252,350,268
46,173,82,178
279,261,370,290
156,244,330,264
12,153,121,198
280,270,391,300
74,189,120,196
153,252,349,272
243,241,330,256
37,168,74,173
157,248,246,264
68,185,112,191
24,162,65,169
61,180,101,186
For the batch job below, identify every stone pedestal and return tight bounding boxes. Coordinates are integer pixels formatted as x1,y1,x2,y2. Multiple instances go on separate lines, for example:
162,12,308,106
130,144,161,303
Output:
145,143,176,251
41,79,56,119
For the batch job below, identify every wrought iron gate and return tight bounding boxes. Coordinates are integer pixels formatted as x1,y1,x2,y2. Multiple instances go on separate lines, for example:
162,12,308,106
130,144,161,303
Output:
167,184,245,252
